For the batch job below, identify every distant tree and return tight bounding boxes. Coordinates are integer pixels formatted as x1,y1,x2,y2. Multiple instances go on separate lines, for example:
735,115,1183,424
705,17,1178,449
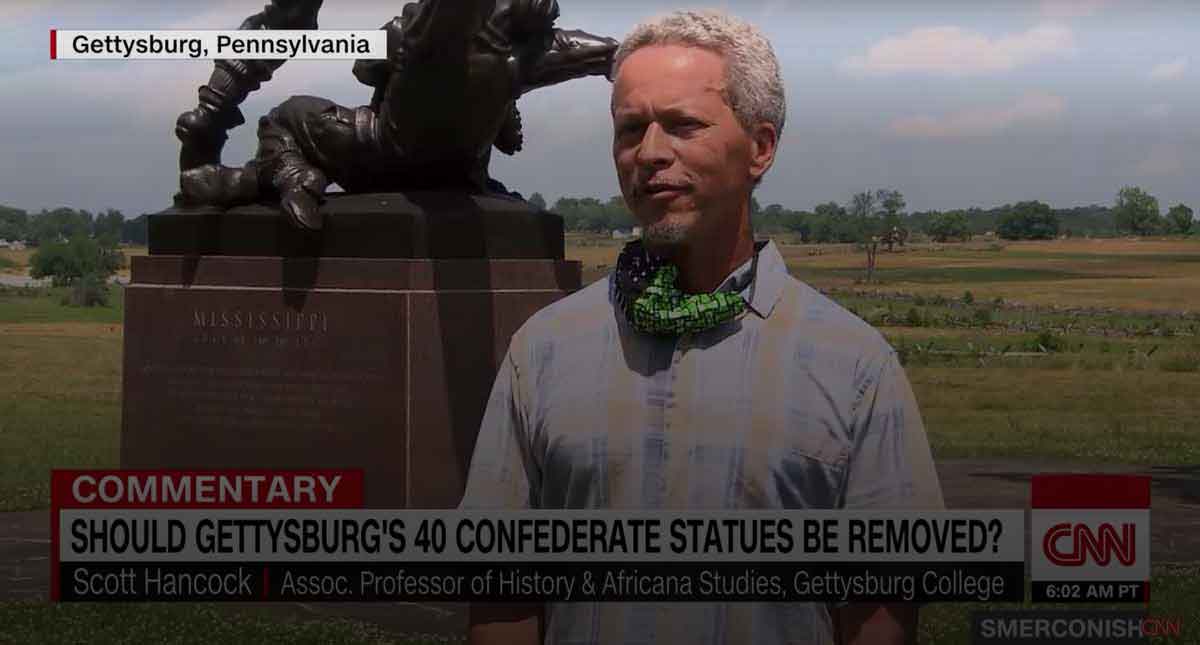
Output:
1113,186,1161,235
849,190,878,224
121,214,149,245
29,234,122,288
29,207,91,243
997,201,1059,240
78,209,94,235
790,211,814,240
877,189,906,231
604,195,635,230
0,205,29,242
553,196,598,231
750,204,809,236
812,201,854,243
813,202,845,220
65,272,110,307
1166,204,1194,235
551,196,634,232
1052,204,1116,237
752,203,782,232
527,192,547,211
93,209,124,245
926,210,970,242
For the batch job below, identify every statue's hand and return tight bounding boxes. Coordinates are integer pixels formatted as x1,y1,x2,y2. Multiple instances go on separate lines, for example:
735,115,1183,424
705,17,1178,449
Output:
552,29,577,51
550,29,618,55
521,29,619,91
176,107,213,142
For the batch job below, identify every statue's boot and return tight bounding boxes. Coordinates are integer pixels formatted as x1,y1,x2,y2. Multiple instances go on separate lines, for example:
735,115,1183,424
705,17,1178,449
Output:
278,177,326,232
179,162,260,207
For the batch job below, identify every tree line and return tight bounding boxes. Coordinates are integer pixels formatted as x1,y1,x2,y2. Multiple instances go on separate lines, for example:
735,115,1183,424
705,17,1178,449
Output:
0,206,148,246
0,206,148,307
530,185,1195,242
0,183,1194,250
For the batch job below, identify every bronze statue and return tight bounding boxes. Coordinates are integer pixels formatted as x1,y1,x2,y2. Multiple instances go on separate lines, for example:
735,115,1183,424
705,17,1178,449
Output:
175,0,618,230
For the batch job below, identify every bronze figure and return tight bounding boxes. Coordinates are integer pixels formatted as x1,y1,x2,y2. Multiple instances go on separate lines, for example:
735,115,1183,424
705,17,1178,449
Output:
175,0,618,230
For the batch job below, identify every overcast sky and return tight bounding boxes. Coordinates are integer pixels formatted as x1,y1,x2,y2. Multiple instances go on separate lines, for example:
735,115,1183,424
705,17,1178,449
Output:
1,0,1197,216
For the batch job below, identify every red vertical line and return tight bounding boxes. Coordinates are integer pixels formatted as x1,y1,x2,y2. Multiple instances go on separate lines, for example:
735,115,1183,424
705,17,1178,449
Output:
49,508,59,600
50,30,57,60
262,566,269,599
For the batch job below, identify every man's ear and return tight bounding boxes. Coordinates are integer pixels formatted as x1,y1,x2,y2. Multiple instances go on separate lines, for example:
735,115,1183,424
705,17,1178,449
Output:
748,122,779,182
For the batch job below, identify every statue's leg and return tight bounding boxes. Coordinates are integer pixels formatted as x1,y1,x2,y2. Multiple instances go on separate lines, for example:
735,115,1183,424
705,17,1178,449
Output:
178,161,260,208
256,95,370,230
256,97,332,230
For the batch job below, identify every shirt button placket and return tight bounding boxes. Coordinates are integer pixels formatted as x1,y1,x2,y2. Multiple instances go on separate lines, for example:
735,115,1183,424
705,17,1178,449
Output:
665,334,688,432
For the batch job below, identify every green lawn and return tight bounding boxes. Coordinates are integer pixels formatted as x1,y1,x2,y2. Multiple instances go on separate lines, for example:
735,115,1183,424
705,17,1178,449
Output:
0,285,124,324
913,365,1200,464
791,265,1120,284
2,277,1200,510
2,256,1199,641
0,322,121,511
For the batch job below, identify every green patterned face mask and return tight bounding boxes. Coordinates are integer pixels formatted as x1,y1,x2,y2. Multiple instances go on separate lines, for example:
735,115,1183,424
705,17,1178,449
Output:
614,241,750,336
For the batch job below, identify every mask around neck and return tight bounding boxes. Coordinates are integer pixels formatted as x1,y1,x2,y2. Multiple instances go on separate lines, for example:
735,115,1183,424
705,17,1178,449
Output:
613,240,749,336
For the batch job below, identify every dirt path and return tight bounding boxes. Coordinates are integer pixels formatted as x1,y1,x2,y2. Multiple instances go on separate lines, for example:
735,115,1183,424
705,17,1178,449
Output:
3,459,1196,637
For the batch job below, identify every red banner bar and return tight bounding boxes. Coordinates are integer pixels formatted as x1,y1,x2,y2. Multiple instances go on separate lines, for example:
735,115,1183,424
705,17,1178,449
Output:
1031,474,1151,509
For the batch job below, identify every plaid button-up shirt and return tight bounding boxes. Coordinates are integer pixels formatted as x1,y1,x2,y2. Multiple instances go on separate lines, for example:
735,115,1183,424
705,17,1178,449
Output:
460,240,944,645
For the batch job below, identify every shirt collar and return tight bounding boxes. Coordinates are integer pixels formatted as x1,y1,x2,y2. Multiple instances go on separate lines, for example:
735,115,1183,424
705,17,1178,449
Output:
715,240,787,319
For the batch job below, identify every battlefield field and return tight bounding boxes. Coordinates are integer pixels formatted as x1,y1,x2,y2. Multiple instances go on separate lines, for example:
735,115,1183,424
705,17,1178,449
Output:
1,236,1198,643
571,234,1200,464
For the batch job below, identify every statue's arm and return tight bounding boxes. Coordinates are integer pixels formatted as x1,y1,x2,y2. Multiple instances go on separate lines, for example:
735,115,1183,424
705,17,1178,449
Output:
352,16,406,89
518,28,619,94
226,0,324,80
403,0,496,59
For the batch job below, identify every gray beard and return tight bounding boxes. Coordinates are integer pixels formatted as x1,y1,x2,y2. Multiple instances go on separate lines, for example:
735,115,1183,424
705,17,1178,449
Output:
641,220,691,255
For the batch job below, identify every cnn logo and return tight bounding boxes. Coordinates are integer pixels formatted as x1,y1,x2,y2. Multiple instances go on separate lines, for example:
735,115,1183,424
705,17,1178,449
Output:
1042,522,1135,567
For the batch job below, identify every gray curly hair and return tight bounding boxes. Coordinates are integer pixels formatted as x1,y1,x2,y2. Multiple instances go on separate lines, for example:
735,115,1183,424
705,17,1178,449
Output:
613,9,786,137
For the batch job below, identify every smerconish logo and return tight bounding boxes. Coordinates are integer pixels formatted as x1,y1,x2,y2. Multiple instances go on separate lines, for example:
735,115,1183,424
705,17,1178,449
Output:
1030,475,1150,603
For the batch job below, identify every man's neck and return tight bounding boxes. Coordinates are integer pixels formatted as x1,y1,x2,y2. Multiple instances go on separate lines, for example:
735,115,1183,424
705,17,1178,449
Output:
671,212,756,295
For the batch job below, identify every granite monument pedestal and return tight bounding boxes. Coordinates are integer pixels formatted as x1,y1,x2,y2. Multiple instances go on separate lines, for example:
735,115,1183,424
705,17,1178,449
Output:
120,193,580,508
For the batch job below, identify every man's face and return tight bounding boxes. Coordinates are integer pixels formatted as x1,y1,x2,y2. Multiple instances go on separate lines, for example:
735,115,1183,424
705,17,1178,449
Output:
612,44,767,253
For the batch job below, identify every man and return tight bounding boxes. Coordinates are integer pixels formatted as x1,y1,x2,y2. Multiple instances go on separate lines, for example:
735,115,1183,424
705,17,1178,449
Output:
461,9,943,645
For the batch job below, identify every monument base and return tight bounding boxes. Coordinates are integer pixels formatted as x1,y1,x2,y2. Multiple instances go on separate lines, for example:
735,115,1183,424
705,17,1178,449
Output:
121,194,580,508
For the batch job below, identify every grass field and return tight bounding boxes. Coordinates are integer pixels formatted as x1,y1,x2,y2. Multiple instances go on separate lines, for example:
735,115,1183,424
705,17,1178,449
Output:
0,248,33,274
568,236,1200,466
2,238,1199,510
0,285,124,512
1,238,1198,641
